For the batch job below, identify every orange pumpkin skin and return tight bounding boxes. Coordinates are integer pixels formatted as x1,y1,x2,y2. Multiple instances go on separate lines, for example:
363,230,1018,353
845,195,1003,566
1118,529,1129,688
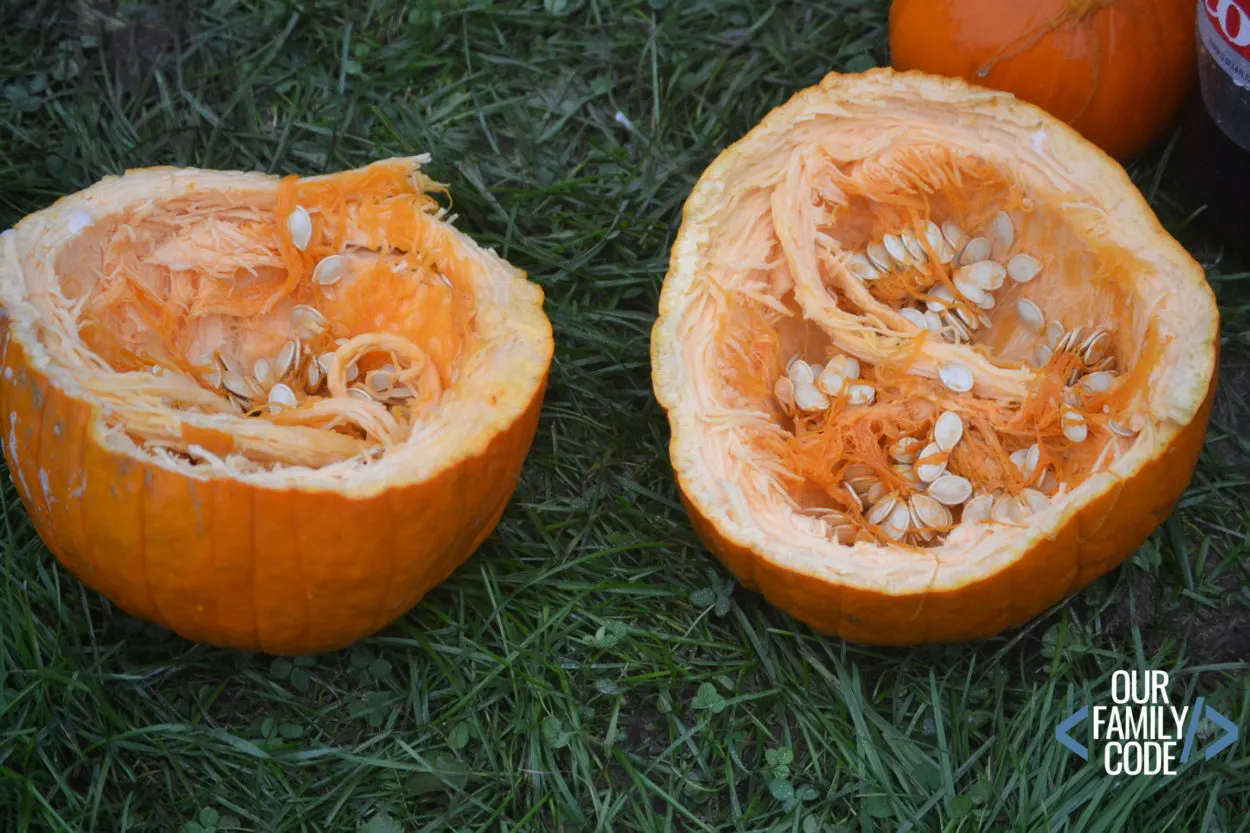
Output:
0,340,546,654
889,0,1197,160
0,161,554,656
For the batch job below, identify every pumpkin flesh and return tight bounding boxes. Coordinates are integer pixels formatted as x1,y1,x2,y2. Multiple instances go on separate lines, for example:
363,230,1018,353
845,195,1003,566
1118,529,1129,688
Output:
652,70,1218,644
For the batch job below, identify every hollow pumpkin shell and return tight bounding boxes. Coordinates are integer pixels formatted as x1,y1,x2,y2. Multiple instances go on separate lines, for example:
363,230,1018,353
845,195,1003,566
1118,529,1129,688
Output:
889,0,1197,160
650,69,1218,645
0,157,553,655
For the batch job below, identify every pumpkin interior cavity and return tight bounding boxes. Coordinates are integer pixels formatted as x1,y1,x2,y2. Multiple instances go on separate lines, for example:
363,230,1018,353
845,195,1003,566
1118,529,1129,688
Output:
29,162,477,470
712,138,1158,551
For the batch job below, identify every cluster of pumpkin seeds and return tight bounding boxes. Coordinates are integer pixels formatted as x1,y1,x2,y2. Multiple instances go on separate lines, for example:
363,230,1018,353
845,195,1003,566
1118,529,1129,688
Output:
848,211,1041,346
773,209,1148,548
185,204,421,419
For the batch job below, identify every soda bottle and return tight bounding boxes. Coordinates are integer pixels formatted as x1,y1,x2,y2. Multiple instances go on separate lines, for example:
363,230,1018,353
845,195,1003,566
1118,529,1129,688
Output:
1173,0,1250,261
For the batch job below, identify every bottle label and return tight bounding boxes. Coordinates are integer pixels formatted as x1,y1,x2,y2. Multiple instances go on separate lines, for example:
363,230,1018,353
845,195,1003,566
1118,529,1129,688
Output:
1201,0,1250,89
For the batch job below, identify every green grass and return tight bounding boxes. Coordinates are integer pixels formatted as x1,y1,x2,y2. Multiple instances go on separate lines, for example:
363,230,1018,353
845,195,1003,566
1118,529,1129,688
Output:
1,1,1248,830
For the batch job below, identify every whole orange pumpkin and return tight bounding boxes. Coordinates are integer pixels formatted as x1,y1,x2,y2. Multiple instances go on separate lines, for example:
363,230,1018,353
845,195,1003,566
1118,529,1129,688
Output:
0,158,553,655
889,0,1198,160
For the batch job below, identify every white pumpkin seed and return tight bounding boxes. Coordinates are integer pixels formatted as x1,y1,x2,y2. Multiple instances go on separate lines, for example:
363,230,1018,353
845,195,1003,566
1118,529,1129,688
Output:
910,493,952,530
774,377,796,410
899,307,928,330
1058,326,1085,354
305,359,323,391
866,493,898,526
865,481,889,505
222,371,251,398
954,306,980,331
890,436,924,464
962,260,1007,291
816,367,846,397
926,284,955,312
850,253,881,281
883,233,908,265
1082,330,1111,364
1016,298,1044,332
1007,253,1042,283
292,304,327,337
929,474,974,506
365,369,393,394
312,254,348,286
287,205,313,251
844,463,877,492
788,359,814,387
884,501,913,540
991,211,1015,251
347,385,374,402
944,312,972,343
830,523,857,545
937,241,957,265
847,384,876,406
387,385,415,401
1035,344,1054,367
991,494,1023,523
794,383,829,413
902,230,928,264
1046,321,1066,348
274,340,298,380
891,463,919,484
962,493,994,524
938,361,974,393
934,410,963,452
1021,488,1050,514
954,277,991,308
832,355,861,380
923,221,945,252
1010,443,1040,478
959,236,992,265
1082,371,1117,393
252,358,271,386
924,310,944,333
845,483,865,512
268,382,297,410
942,221,968,249
1061,410,1088,443
1038,466,1059,493
867,242,894,272
915,442,948,482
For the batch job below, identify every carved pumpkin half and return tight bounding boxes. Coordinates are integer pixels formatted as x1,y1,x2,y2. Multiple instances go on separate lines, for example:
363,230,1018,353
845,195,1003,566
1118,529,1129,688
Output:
0,157,553,655
651,70,1219,645
889,0,1198,161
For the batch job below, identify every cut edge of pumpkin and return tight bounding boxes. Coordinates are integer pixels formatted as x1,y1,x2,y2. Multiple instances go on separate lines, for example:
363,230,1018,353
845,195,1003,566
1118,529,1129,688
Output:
0,157,555,496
